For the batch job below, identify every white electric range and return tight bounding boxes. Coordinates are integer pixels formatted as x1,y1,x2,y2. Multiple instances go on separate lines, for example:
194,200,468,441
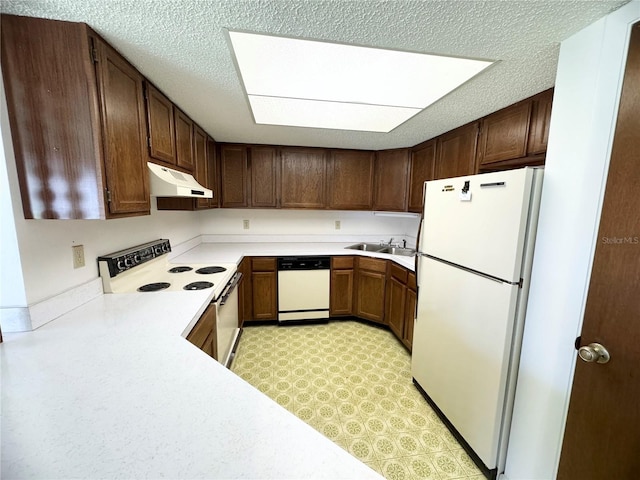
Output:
97,239,241,366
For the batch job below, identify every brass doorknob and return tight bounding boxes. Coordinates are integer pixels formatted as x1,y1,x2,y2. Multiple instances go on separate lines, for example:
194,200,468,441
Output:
578,343,610,364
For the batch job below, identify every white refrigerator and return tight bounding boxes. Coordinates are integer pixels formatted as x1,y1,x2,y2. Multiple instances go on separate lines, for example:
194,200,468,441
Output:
412,167,543,477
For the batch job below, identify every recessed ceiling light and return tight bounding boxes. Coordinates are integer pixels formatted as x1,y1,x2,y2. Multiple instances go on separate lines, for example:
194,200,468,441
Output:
228,31,494,133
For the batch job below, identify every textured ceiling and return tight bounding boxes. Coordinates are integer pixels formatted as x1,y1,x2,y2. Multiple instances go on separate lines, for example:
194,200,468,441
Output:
0,0,630,150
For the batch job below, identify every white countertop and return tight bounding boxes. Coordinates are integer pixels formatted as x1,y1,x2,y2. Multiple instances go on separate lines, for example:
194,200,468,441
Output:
172,241,416,271
1,241,411,479
1,290,380,479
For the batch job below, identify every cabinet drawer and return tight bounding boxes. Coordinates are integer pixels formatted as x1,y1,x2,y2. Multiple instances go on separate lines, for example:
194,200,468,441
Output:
407,272,417,291
389,262,408,283
251,257,276,271
332,256,355,269
358,257,387,273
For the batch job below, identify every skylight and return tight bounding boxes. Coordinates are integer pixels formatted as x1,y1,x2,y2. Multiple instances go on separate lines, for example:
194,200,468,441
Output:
228,31,494,133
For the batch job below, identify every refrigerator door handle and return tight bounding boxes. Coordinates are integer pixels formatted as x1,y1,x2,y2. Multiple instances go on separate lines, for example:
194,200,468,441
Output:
416,253,518,285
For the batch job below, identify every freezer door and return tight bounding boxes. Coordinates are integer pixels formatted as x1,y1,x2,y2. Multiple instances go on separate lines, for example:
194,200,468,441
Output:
421,168,535,282
412,256,520,469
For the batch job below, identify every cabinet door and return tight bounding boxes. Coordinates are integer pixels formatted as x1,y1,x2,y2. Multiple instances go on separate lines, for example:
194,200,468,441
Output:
330,269,354,316
194,125,209,209
238,257,252,324
403,287,417,351
356,269,386,324
327,150,374,210
145,83,176,165
250,146,278,208
220,144,249,208
477,102,531,166
528,89,553,155
408,140,436,212
386,277,406,339
186,303,217,350
280,147,326,208
435,122,479,180
252,271,277,320
94,38,150,216
175,108,194,172
373,148,410,211
207,136,219,208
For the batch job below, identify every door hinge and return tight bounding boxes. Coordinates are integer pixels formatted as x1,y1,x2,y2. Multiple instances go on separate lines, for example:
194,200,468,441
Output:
106,189,112,203
90,47,98,63
147,136,151,148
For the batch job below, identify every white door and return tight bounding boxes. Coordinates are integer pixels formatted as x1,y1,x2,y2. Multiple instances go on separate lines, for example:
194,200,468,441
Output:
420,168,536,282
412,256,520,469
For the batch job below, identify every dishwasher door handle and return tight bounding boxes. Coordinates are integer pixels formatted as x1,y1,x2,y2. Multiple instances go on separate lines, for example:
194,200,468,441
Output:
219,272,242,306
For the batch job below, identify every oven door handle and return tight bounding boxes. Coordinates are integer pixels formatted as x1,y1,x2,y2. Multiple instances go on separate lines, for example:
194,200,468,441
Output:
219,272,242,306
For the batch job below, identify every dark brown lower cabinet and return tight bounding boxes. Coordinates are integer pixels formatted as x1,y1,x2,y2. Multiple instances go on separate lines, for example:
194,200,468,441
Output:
186,304,217,360
386,277,407,339
403,275,417,351
355,257,387,324
330,256,355,316
248,257,277,321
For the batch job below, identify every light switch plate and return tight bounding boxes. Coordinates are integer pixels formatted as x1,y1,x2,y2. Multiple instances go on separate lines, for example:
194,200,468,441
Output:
243,219,250,229
335,220,341,230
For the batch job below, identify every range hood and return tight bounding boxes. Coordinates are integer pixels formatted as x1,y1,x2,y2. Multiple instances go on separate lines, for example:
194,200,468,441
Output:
148,162,213,198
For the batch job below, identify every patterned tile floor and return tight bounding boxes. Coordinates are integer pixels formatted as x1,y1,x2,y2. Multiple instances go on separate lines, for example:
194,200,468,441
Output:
231,320,485,480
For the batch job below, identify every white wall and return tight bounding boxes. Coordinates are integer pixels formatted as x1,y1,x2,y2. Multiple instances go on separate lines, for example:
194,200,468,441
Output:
504,2,640,479
199,208,420,242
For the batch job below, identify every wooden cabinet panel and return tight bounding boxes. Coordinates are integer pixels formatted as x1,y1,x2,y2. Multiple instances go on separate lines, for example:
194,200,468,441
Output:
356,269,386,324
528,89,553,155
175,108,194,172
358,257,387,274
280,147,326,209
435,122,479,180
193,125,209,209
238,257,252,325
374,148,410,211
389,262,408,283
327,150,374,210
252,271,277,320
477,102,532,166
186,303,217,360
207,136,219,208
95,37,151,216
250,146,278,208
220,144,249,208
386,277,406,339
330,269,354,316
251,257,276,271
403,287,417,351
145,82,176,165
332,256,355,270
408,140,436,212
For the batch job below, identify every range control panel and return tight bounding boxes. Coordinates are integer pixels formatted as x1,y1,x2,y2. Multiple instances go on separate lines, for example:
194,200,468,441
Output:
97,239,171,277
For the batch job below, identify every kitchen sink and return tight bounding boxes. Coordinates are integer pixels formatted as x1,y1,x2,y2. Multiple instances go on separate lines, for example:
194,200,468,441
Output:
377,246,417,257
345,243,416,257
345,243,386,252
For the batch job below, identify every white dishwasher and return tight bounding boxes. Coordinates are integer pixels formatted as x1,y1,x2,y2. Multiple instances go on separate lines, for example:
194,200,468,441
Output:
277,256,331,323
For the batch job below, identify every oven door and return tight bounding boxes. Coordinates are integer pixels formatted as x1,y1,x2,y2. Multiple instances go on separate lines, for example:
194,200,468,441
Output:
215,272,241,368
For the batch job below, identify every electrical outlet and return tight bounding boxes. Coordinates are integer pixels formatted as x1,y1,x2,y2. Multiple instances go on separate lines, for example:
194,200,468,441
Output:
335,220,341,230
243,219,250,230
72,245,85,269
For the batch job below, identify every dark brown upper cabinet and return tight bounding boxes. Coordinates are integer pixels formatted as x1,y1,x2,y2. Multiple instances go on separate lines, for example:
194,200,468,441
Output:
249,146,279,208
280,147,326,209
528,89,554,155
174,108,195,172
193,125,209,209
327,150,374,210
220,144,249,208
408,140,436,212
207,136,220,208
373,148,410,211
477,102,532,166
0,15,150,219
435,122,480,180
145,82,176,165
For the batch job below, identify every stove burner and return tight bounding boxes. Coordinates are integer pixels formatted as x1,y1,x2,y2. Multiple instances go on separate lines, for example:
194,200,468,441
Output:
184,281,214,291
138,282,171,292
168,266,193,273
195,266,227,274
